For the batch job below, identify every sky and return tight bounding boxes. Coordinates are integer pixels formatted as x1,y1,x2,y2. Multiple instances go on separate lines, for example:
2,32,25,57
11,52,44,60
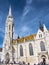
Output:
0,0,49,48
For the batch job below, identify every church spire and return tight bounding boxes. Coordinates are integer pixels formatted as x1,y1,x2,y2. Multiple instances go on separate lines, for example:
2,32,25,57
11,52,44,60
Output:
8,5,12,16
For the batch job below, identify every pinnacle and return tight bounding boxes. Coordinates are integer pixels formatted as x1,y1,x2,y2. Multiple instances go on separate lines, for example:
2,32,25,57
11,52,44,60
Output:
8,5,12,16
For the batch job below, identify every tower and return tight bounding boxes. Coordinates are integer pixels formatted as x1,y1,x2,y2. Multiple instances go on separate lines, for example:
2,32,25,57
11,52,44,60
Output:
2,6,14,63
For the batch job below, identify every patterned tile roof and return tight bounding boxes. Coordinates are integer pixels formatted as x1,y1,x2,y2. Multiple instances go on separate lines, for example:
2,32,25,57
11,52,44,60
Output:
13,34,36,44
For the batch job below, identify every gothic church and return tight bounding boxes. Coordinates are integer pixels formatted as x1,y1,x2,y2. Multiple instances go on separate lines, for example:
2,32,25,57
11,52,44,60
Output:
2,6,49,65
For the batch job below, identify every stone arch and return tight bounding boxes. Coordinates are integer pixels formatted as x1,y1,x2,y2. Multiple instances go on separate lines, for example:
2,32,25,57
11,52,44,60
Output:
38,53,48,64
41,55,46,59
41,55,46,62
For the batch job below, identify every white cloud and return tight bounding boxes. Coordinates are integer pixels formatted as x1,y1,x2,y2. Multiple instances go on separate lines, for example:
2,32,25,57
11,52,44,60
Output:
0,28,4,33
0,12,3,23
13,30,18,39
0,28,5,38
13,26,31,38
21,26,29,32
23,6,30,16
21,6,30,21
0,45,2,48
18,26,31,37
26,0,32,4
21,0,32,21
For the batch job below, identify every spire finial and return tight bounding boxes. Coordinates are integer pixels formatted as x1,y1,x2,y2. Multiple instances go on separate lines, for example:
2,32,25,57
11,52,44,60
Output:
9,5,12,16
17,35,20,39
39,21,44,32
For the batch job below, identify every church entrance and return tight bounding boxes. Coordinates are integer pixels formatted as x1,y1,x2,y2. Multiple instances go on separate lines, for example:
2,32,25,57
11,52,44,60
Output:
38,54,47,65
38,51,49,65
5,53,10,64
41,55,46,65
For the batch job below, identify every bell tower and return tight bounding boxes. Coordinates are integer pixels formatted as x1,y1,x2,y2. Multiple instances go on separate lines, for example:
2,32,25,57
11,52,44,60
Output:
2,6,14,63
6,6,14,40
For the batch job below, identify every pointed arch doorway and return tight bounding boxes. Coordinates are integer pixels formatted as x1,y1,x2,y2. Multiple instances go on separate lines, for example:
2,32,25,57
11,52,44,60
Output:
38,54,48,65
41,55,46,64
5,53,10,63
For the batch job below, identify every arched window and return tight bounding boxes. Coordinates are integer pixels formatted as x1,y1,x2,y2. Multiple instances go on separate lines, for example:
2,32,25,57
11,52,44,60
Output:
40,41,46,51
20,45,23,56
29,43,33,55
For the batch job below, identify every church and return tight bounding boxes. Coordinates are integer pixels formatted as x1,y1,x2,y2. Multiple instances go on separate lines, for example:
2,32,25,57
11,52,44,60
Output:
1,6,49,64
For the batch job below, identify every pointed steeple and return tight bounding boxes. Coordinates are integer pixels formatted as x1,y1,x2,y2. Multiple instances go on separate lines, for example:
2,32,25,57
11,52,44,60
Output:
17,35,20,39
43,24,48,32
8,5,12,16
39,21,44,32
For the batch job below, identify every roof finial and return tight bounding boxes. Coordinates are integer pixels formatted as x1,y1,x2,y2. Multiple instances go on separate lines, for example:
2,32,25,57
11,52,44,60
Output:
9,5,12,16
17,35,20,39
39,21,44,32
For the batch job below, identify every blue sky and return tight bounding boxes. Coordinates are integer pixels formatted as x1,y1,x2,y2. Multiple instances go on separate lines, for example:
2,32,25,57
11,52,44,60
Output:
0,0,49,48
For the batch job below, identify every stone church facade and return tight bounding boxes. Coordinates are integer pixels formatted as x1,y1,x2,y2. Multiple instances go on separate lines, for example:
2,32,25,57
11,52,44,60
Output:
2,6,49,64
